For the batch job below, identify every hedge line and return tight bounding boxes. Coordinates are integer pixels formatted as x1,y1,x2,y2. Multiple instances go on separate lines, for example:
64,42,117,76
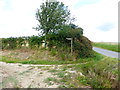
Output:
1,34,93,58
1,36,44,49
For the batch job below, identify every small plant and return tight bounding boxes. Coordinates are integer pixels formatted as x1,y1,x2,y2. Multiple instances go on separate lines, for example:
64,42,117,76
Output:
58,85,68,88
45,77,56,81
50,49,57,56
19,70,30,75
56,72,66,78
44,77,58,85
39,72,43,74
48,69,58,73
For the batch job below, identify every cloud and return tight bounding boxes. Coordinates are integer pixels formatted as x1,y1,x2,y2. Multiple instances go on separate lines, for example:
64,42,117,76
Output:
0,0,43,38
66,0,118,42
74,0,102,9
0,0,119,42
97,23,115,32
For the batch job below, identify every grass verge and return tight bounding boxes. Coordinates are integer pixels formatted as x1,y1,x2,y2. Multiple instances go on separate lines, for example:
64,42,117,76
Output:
1,51,105,65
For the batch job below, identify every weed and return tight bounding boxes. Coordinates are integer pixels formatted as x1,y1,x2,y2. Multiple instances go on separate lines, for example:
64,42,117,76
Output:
50,49,57,56
19,70,30,75
56,72,66,78
37,66,44,69
39,72,43,74
18,64,22,66
1,76,19,88
44,77,58,85
48,69,58,73
77,76,89,85
45,77,56,82
41,66,51,70
58,85,68,88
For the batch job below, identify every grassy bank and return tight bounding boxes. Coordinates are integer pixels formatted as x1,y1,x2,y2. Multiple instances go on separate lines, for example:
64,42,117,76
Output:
57,57,118,88
93,42,120,52
1,51,104,65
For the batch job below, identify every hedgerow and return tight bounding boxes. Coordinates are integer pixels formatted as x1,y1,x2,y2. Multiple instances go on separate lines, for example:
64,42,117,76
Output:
1,36,44,49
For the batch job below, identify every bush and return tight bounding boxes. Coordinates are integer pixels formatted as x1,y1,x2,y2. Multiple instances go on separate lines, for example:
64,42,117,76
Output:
47,32,93,59
1,36,44,50
2,37,17,49
2,38,8,49
28,36,42,49
17,37,25,48
74,36,93,58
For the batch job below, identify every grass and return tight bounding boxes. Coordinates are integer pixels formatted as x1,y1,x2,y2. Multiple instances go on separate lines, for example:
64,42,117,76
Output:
1,76,19,88
1,51,105,65
56,72,66,78
0,56,74,65
1,48,119,88
93,42,120,52
44,77,59,85
68,57,118,88
51,56,118,88
19,70,30,75
48,69,58,73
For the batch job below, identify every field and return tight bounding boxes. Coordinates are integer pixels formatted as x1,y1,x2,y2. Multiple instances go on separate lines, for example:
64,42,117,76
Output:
93,42,120,52
0,48,119,88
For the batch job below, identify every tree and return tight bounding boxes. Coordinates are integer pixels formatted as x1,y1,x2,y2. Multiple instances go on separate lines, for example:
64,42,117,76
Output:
58,24,83,39
34,1,71,48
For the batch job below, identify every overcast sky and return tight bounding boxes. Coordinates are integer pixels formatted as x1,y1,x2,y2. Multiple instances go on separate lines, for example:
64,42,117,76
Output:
0,0,119,42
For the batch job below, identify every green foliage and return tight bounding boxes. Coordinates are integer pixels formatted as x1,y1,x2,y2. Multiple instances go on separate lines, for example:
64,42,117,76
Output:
56,72,66,78
47,34,93,59
28,36,43,49
2,37,17,49
35,1,71,47
1,56,79,65
2,38,8,49
16,37,25,48
1,36,45,50
46,23,92,59
74,36,93,58
35,1,70,34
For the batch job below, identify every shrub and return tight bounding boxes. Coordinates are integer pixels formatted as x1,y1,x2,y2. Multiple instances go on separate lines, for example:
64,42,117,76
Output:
17,37,25,48
3,37,17,49
73,36,93,58
2,38,8,49
47,33,93,59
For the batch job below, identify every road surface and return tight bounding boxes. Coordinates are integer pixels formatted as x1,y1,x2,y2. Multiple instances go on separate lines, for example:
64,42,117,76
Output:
93,47,120,59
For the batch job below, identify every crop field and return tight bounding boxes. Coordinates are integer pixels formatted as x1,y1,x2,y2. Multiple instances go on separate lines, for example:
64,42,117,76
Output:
93,42,120,52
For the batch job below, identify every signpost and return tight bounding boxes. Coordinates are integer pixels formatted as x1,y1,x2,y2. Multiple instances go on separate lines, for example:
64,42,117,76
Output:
66,38,73,55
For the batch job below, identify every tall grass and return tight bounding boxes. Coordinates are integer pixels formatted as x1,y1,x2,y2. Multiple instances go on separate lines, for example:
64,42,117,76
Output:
62,57,118,88
93,42,120,52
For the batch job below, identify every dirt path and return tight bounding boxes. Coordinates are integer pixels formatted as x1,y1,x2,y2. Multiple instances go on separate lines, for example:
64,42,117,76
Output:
0,62,60,88
0,49,88,88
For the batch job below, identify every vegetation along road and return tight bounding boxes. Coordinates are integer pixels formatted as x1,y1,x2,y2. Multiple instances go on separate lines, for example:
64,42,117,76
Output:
93,47,120,59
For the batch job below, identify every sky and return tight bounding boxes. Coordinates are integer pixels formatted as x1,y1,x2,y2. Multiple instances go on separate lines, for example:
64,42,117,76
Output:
0,0,119,42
